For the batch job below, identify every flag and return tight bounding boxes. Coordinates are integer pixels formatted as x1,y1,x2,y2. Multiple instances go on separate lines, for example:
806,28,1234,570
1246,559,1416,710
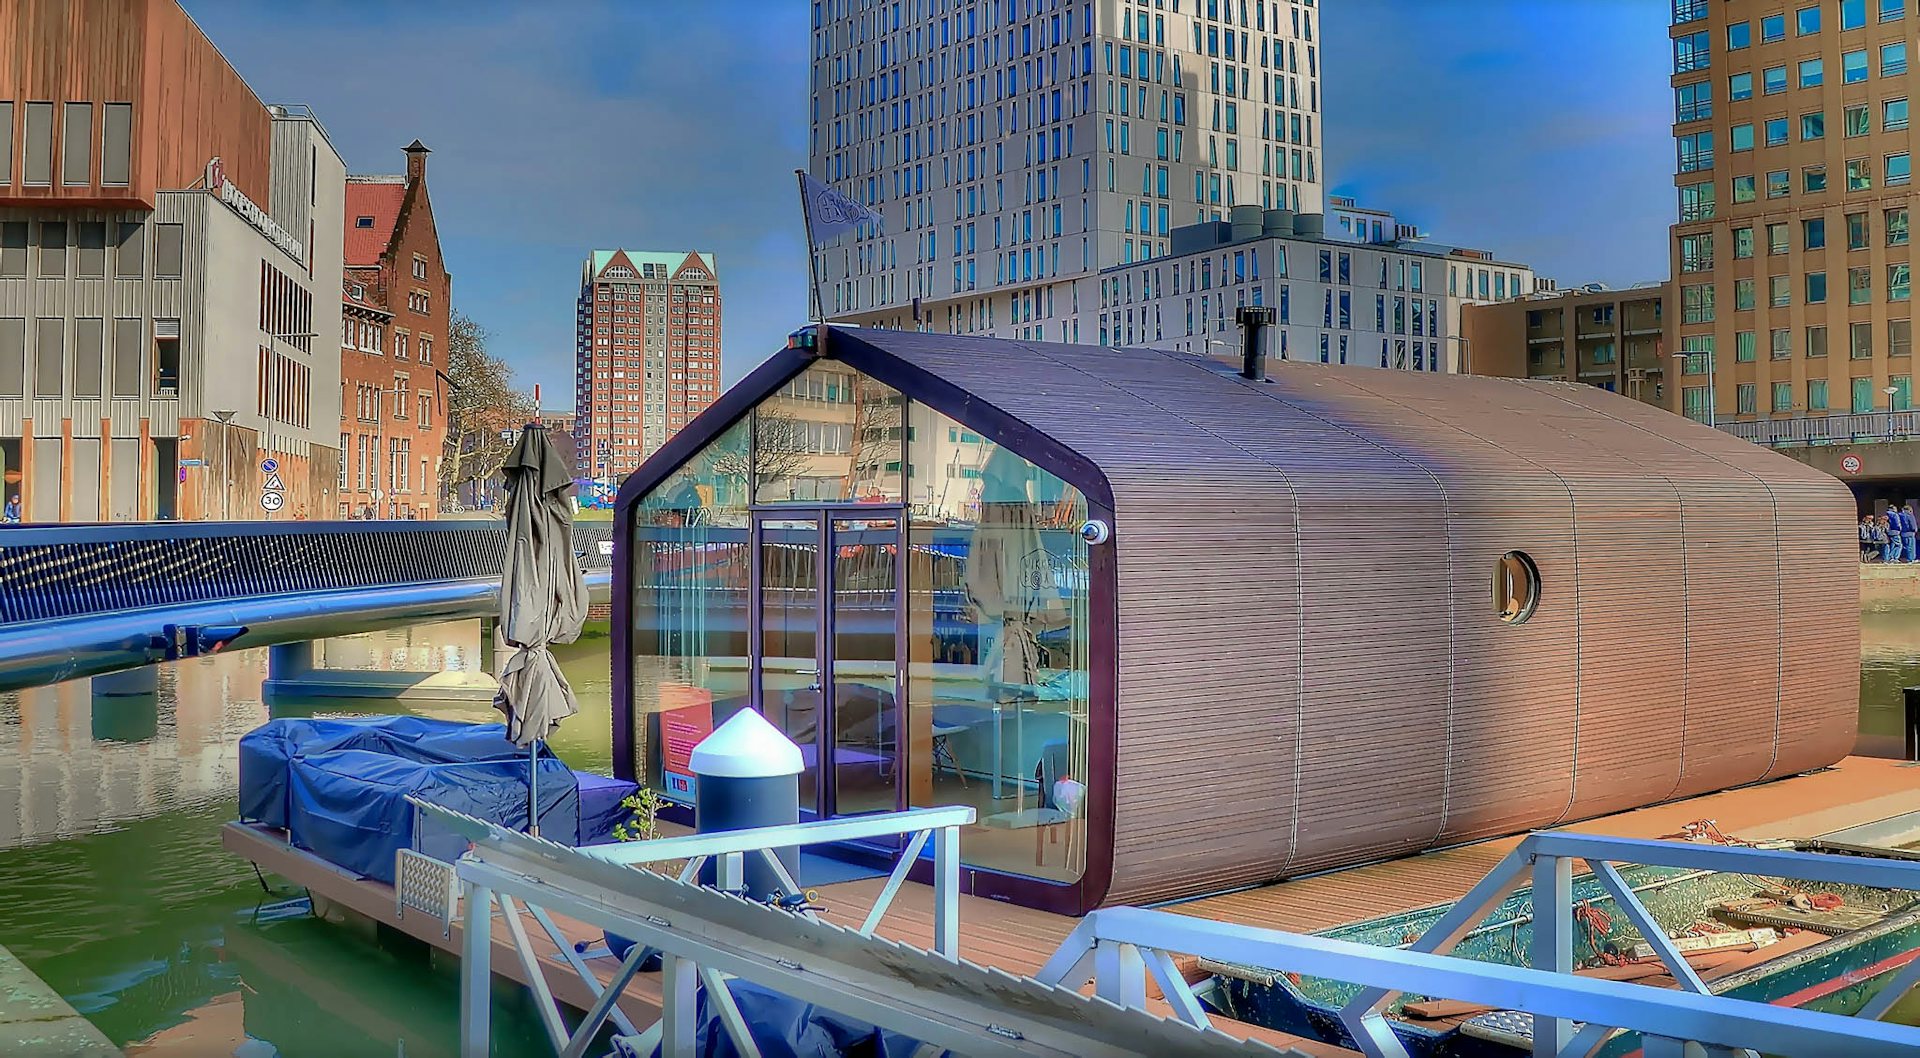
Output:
800,170,883,244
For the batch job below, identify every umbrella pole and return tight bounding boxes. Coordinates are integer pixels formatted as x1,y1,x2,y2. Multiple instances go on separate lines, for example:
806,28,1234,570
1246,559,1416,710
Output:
528,740,541,839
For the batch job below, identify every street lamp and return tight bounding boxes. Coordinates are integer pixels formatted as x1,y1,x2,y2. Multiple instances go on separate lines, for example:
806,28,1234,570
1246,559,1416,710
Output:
1672,349,1716,427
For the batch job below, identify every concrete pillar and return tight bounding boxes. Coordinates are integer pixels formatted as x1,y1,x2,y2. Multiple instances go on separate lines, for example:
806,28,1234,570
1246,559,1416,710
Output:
690,708,804,901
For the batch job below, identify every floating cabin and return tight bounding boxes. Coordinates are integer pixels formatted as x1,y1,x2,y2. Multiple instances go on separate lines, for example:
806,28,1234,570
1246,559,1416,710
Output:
611,326,1858,916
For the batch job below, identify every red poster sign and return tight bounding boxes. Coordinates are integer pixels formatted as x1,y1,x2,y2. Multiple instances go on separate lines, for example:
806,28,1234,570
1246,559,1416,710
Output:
1842,454,1864,475
659,683,714,801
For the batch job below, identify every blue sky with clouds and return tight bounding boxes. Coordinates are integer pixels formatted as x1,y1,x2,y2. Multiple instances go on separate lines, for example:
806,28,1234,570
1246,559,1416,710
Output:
183,0,1672,407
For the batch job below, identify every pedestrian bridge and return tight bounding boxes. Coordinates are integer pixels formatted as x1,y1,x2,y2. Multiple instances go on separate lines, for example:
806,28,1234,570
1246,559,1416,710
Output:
0,520,615,693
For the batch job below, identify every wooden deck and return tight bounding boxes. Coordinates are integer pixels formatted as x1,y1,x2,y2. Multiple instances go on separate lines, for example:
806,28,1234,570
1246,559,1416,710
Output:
224,755,1920,1057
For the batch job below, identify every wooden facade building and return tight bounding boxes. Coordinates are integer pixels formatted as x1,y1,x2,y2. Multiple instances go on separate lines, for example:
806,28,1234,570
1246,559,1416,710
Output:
612,326,1858,915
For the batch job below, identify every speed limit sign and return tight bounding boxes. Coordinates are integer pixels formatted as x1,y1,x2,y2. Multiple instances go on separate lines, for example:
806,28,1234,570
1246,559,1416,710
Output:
1842,454,1864,475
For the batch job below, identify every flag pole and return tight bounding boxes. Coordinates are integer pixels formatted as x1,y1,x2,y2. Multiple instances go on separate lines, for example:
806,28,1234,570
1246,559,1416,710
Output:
795,168,824,323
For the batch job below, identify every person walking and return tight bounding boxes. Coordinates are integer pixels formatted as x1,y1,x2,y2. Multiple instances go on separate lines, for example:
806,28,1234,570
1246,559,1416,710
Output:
1864,513,1882,562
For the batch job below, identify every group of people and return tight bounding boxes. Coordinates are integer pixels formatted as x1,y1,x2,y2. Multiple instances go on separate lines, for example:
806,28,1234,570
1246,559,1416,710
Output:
1861,505,1920,562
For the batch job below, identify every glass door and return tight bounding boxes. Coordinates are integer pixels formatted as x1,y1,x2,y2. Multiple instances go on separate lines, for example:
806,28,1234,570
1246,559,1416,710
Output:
751,508,906,821
826,515,905,817
753,515,823,816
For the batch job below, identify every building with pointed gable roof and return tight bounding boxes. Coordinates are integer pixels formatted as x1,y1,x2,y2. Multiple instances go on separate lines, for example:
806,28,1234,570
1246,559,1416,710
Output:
337,139,451,518
574,249,721,477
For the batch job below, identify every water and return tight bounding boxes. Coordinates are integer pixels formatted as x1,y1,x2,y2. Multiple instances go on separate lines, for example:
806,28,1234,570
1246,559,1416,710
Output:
2,609,1918,1054
0,620,617,1057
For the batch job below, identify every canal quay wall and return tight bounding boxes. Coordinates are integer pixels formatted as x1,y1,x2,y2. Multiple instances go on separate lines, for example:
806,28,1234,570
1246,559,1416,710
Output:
0,943,119,1056
1863,562,1920,608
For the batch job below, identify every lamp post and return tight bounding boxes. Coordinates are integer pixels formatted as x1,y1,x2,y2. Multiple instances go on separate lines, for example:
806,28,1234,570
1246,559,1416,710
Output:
1672,349,1716,427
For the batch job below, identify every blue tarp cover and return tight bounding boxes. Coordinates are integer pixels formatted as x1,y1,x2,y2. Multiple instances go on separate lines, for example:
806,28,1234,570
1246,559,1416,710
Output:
614,977,939,1058
239,716,547,829
285,748,579,883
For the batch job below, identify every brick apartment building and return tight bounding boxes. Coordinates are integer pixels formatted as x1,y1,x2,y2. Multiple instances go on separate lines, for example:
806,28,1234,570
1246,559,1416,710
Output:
337,141,449,519
574,250,720,479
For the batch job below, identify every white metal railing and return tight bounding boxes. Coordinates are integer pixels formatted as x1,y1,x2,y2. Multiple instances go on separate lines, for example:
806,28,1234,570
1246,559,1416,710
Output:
408,797,1283,1058
1038,831,1920,1058
1720,409,1920,446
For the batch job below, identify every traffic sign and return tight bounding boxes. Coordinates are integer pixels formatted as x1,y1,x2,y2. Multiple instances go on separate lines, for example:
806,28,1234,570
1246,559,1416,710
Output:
263,472,285,491
261,457,279,474
1842,454,1865,475
260,491,285,512
179,458,204,467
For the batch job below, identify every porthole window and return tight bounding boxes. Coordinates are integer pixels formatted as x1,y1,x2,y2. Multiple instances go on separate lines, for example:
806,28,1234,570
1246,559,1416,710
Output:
1494,551,1540,624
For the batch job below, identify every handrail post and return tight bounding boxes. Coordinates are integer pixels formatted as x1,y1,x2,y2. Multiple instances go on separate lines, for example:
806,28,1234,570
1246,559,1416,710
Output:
661,954,698,1057
1530,852,1574,1058
460,880,492,1058
933,822,960,960
1093,940,1147,1010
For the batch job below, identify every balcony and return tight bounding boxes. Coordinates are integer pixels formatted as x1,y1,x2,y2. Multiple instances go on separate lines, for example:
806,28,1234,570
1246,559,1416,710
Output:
1673,0,1709,24
1721,411,1920,446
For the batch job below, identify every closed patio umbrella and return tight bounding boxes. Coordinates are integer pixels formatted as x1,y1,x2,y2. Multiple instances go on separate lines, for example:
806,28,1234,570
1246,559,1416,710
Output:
496,421,589,837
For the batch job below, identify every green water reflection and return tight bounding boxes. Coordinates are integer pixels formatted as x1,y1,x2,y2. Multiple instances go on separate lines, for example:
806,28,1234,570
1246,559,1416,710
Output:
0,621,615,1056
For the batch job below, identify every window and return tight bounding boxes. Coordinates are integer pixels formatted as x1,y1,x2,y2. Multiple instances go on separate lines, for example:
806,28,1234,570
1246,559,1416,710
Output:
1809,271,1829,303
1738,383,1758,415
1678,131,1715,172
74,221,104,278
355,216,374,229
34,319,61,397
1769,222,1790,254
60,102,91,186
1891,207,1911,244
1763,13,1787,40
1889,98,1911,131
23,102,51,186
0,319,21,396
1892,263,1912,301
1676,81,1713,122
1886,0,1909,20
1736,277,1757,310
1850,266,1873,304
413,256,428,280
1766,118,1789,146
1850,212,1872,249
1734,225,1756,257
1765,65,1789,93
1731,122,1754,152
1492,552,1539,625
1734,174,1757,202
1809,324,1830,358
1889,152,1913,185
1728,19,1752,47
1680,181,1716,220
1681,282,1716,323
102,103,130,187
1772,274,1793,306
1855,376,1877,413
1895,376,1914,410
1810,379,1830,410
1806,218,1828,250
1731,72,1754,100
154,223,183,278
1801,58,1825,87
1675,31,1710,73
38,221,64,276
1737,330,1758,361
1803,112,1826,142
1767,170,1791,198
115,222,142,278
1848,104,1873,136
1844,0,1868,27
1886,42,1909,76
1797,4,1821,34
111,319,141,397
1894,319,1915,358
1774,382,1794,413
1849,158,1873,190
153,333,178,394
1805,165,1828,193
0,101,9,185
1680,232,1714,271
1844,49,1869,83
1773,327,1793,359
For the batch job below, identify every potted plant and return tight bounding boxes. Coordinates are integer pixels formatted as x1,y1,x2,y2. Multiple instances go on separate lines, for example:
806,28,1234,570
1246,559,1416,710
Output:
600,788,670,967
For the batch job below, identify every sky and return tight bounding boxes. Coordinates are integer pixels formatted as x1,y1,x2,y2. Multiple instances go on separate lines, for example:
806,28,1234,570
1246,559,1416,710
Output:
182,0,1674,410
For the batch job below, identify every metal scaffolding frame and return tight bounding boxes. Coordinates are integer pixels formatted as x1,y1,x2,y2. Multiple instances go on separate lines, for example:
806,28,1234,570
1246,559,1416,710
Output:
1036,830,1920,1058
410,799,1294,1058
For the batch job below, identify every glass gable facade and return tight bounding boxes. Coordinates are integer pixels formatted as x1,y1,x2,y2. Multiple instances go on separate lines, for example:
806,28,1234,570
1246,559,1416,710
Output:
628,362,1093,887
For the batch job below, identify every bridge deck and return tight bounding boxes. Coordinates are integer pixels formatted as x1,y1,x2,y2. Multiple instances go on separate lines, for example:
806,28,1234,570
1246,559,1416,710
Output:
223,755,1920,1055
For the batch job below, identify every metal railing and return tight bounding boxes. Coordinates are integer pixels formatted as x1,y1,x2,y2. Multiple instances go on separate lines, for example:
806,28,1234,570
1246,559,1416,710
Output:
409,799,1289,1058
1718,409,1920,447
1038,831,1920,1058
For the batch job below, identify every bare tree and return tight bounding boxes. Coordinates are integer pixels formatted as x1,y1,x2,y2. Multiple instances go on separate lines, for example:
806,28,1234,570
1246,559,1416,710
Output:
439,313,537,509
707,411,813,498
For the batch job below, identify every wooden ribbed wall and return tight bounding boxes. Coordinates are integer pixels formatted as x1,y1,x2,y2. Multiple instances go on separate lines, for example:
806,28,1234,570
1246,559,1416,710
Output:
836,330,1858,908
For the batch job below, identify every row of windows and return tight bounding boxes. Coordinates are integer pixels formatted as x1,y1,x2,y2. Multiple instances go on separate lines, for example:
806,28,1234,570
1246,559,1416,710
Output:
1690,319,1915,368
1681,209,1909,270
1710,372,1913,417
0,220,184,280
1680,262,1913,322
0,101,133,188
1676,151,1912,194
0,317,176,399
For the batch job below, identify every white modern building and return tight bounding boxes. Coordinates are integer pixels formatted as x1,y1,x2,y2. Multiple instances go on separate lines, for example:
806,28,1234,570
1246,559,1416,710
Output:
808,0,1325,342
1091,202,1543,373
